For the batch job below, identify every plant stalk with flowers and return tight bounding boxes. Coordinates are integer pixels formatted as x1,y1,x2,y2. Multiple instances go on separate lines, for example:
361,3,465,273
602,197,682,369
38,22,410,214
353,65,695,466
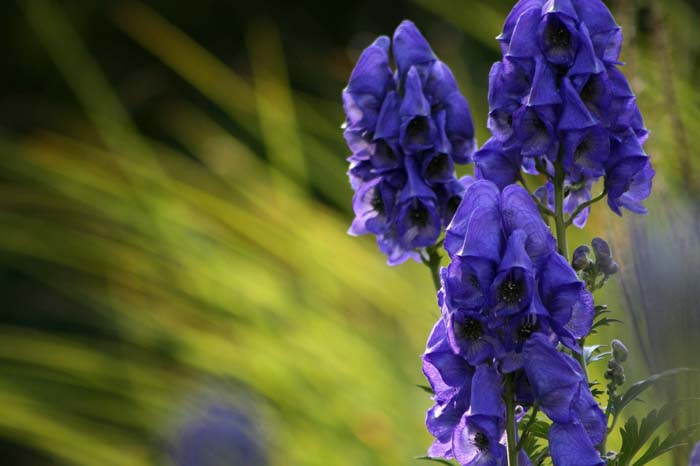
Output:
340,2,697,466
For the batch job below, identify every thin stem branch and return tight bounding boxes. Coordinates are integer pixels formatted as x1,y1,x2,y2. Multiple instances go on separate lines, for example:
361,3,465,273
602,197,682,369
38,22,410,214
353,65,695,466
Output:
553,155,590,383
553,157,569,260
564,189,607,227
422,243,442,292
518,174,555,218
505,374,519,466
516,404,539,451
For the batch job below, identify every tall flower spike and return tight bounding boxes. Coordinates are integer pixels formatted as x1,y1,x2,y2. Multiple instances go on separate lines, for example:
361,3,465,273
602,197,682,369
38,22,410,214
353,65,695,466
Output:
424,180,601,465
342,21,477,264
475,0,654,227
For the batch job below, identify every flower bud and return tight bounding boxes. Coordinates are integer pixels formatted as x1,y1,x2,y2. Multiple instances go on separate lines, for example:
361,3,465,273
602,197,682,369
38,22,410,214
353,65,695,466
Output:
611,339,629,362
572,245,593,271
592,237,619,276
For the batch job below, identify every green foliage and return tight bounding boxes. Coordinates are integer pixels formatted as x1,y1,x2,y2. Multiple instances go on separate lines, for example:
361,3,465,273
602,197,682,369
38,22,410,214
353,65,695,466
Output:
614,400,700,466
416,456,456,465
612,369,697,419
584,344,611,365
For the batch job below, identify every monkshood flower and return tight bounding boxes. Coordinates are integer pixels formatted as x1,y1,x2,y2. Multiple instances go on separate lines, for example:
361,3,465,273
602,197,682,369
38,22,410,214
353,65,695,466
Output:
343,20,477,264
475,0,654,227
168,395,268,466
423,180,604,465
690,442,700,466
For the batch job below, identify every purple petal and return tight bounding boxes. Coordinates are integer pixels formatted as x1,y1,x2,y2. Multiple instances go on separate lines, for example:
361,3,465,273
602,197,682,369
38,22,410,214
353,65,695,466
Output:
445,180,504,261
549,422,606,466
392,20,436,79
523,334,582,423
500,185,557,267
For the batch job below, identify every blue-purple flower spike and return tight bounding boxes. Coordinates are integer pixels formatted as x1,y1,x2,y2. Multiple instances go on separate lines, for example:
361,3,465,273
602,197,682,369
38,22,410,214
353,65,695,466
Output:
475,0,654,227
342,20,477,265
423,180,604,465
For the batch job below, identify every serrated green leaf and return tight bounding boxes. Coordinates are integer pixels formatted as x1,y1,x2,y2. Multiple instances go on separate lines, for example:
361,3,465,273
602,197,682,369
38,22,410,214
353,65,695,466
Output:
415,456,455,465
616,399,700,466
631,423,700,466
591,317,622,332
616,368,697,414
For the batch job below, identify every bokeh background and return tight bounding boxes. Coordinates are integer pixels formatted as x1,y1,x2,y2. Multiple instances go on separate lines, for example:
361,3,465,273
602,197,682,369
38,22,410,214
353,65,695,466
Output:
2,0,699,465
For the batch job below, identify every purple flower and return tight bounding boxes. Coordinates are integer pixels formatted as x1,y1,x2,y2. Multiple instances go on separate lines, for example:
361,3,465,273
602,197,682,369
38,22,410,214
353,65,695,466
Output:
423,180,599,462
452,414,507,466
523,334,606,456
342,21,477,264
475,0,653,226
169,397,268,466
690,442,700,466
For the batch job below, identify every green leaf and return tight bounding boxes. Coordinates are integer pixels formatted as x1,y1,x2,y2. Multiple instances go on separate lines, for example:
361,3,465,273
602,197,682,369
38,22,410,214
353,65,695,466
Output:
416,384,434,395
616,399,700,466
584,344,610,365
590,317,622,333
615,368,697,414
631,423,700,466
527,419,551,440
415,456,455,465
520,433,550,465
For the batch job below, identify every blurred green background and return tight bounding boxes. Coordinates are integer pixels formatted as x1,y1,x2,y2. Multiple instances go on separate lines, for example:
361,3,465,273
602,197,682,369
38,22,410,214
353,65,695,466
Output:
1,0,699,465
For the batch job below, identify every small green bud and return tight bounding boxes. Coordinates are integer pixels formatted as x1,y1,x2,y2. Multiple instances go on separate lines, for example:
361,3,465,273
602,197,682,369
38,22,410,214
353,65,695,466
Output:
572,245,593,271
611,339,628,362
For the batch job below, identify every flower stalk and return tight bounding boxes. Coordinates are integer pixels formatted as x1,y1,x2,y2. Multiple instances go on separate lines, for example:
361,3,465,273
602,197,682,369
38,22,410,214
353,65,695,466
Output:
505,374,519,466
422,243,442,292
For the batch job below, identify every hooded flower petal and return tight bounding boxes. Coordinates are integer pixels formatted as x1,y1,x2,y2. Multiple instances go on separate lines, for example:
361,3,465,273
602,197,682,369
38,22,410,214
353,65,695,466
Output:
549,421,606,466
475,139,523,191
469,365,505,419
523,334,582,423
445,180,503,261
500,185,557,267
342,36,393,132
392,20,436,79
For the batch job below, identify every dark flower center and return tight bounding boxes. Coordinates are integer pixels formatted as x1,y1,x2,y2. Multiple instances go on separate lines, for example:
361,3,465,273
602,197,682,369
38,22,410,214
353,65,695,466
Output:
473,432,490,451
371,188,385,215
446,195,462,221
574,139,590,161
458,318,483,340
532,116,546,131
406,117,431,146
499,279,523,305
518,321,537,340
580,75,604,115
410,204,429,227
469,272,480,288
425,153,449,181
374,140,397,166
545,19,572,49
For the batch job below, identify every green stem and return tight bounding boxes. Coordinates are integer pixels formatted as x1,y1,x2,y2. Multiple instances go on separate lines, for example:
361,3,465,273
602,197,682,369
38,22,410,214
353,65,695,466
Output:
553,157,569,260
565,189,607,227
516,404,539,451
600,401,613,455
553,156,590,383
505,375,519,466
422,245,442,292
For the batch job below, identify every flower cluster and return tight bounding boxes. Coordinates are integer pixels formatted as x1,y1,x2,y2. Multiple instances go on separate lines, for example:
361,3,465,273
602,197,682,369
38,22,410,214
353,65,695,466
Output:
423,180,605,466
475,0,654,227
342,21,476,264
